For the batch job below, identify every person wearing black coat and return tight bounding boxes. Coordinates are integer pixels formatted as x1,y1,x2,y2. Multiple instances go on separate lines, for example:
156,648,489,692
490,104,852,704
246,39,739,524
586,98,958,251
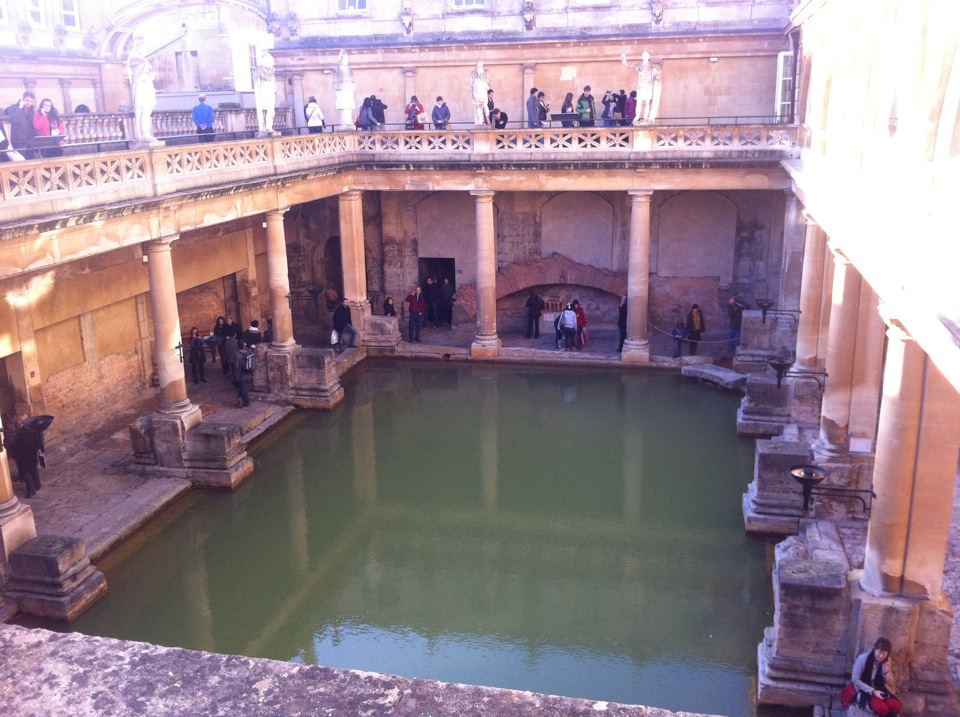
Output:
617,295,628,351
332,298,357,351
525,291,545,339
369,95,387,125
12,422,44,498
187,327,207,384
4,92,37,156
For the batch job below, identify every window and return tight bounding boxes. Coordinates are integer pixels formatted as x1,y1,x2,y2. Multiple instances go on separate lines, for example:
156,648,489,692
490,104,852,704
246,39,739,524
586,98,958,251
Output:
61,0,79,27
27,0,44,25
337,0,366,10
775,51,796,123
249,44,258,91
454,0,485,5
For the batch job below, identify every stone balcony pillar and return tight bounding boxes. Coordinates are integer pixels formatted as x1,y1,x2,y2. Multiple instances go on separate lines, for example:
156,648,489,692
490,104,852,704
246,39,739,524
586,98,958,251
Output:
265,209,297,350
402,68,417,107
470,190,500,359
795,222,826,371
59,79,73,115
0,415,37,584
145,236,194,416
621,190,652,364
862,321,960,600
338,191,371,339
290,74,305,129
814,248,862,457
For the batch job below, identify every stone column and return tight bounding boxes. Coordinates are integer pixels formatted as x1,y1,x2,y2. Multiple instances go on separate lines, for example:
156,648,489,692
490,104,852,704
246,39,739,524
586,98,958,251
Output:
621,190,652,364
848,284,885,452
862,322,960,599
338,190,372,337
0,415,37,583
814,247,862,457
794,222,826,370
59,79,73,114
290,74,305,128
92,77,105,112
402,68,416,107
145,236,193,415
522,63,536,125
265,209,296,350
470,190,500,358
777,191,806,310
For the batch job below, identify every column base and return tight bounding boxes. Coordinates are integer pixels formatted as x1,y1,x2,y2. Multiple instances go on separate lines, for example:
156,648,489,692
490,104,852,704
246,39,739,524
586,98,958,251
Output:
254,346,344,411
346,300,372,346
620,338,650,364
741,439,813,535
471,335,501,360
0,499,37,581
269,339,298,352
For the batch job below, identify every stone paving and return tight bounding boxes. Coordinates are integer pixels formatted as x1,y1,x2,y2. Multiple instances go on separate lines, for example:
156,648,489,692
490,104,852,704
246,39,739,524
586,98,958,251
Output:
0,624,718,717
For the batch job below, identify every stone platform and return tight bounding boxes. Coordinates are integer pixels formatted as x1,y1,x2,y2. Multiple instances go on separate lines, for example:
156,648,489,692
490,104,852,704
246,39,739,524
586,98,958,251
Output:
0,624,717,717
681,364,747,391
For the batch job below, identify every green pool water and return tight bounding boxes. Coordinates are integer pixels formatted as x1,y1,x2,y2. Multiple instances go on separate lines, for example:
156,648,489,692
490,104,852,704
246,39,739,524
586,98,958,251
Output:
71,361,779,716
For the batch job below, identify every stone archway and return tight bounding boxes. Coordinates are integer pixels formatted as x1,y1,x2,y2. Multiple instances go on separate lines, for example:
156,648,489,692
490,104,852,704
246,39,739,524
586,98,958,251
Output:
540,192,615,270
311,236,342,294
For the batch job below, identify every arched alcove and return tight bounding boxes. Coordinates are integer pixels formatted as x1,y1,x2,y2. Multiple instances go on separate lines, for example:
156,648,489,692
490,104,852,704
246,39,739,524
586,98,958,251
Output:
656,192,737,282
415,192,482,284
540,192,614,270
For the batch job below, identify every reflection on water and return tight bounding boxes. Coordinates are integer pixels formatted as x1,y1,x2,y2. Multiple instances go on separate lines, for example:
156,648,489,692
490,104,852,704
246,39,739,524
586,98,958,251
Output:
70,361,775,716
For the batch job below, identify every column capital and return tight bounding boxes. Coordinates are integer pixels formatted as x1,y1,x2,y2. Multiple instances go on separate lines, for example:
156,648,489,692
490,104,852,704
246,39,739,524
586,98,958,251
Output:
801,210,818,225
145,235,180,252
521,63,537,74
627,189,653,202
340,189,363,202
826,240,850,264
266,207,290,221
58,78,72,88
470,189,495,200
877,304,914,342
403,67,417,77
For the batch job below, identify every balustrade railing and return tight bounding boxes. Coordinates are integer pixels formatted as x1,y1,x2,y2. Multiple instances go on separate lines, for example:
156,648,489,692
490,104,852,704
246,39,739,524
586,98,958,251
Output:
0,123,798,221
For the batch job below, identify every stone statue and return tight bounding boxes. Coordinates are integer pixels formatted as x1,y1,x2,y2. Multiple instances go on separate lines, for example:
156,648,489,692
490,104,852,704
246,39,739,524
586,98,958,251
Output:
401,3,413,34
334,49,356,128
621,50,662,123
126,36,160,145
470,61,491,126
254,49,278,136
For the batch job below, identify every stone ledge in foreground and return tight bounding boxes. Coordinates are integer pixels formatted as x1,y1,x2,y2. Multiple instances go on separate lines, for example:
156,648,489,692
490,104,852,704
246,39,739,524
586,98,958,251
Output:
0,624,720,717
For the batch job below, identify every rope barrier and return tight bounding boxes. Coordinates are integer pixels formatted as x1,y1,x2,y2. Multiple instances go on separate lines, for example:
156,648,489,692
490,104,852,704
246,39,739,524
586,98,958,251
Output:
649,321,734,344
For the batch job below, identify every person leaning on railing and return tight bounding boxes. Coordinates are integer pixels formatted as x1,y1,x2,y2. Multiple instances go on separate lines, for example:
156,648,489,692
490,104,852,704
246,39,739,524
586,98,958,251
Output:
404,95,425,130
304,96,324,133
431,96,450,130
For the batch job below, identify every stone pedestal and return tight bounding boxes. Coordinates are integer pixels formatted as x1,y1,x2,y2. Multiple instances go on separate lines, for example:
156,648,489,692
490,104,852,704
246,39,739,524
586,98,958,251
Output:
742,439,812,534
253,346,344,410
737,373,792,437
733,310,798,373
470,335,502,360
757,521,852,708
362,315,401,354
5,535,107,621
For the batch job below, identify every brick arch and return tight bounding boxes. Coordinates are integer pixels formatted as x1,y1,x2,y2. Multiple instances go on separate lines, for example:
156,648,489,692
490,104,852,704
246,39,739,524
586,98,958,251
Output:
455,253,626,318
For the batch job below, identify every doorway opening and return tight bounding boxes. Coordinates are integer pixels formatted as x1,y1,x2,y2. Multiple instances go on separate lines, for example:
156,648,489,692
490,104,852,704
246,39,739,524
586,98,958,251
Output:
418,257,456,289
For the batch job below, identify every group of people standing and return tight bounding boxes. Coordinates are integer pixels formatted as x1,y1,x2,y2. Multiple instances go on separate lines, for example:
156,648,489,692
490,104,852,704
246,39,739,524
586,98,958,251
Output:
403,96,451,131
402,277,455,342
2,90,67,160
187,316,272,407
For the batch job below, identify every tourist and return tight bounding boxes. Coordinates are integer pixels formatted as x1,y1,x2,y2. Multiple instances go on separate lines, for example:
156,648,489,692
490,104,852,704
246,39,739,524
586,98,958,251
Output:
600,90,617,127
840,637,902,716
33,98,64,138
672,319,688,358
4,91,36,157
369,95,387,126
224,334,250,407
617,295,627,351
486,88,495,121
525,290,545,339
304,95,324,133
727,295,747,355
12,419,44,498
526,87,540,128
404,95,424,130
73,103,90,113
576,86,596,127
187,327,207,384
404,286,427,342
356,97,378,130
538,91,550,126
383,296,397,316
243,319,263,345
685,303,706,355
213,316,230,372
491,108,508,129
431,96,450,130
572,299,588,348
262,318,274,344
560,92,576,127
223,316,242,342
332,297,357,352
558,303,578,351
624,90,638,125
616,89,627,125
424,276,439,328
192,94,215,142
439,277,455,327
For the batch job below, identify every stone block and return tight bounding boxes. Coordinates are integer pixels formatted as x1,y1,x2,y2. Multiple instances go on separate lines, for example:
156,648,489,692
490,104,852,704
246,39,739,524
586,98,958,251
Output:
128,415,155,464
5,535,107,621
681,364,746,391
362,314,401,353
0,501,36,582
790,375,824,428
743,439,812,534
737,372,792,437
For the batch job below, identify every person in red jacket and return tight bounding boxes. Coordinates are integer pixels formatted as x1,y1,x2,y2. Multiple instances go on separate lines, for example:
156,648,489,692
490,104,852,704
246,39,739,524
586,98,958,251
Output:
404,286,427,342
572,299,588,349
32,98,64,158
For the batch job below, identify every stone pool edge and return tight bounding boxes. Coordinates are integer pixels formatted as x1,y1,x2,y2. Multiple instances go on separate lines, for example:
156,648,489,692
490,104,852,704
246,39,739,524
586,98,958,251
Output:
0,623,721,717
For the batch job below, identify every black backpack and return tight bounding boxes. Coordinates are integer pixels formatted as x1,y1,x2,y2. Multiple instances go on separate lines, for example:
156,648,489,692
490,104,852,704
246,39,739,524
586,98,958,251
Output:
238,347,257,374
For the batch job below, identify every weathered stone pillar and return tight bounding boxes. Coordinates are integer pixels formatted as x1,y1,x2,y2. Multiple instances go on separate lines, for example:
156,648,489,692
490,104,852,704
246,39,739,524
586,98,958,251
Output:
265,209,296,350
777,191,806,311
145,236,193,415
522,64,536,125
795,222,826,370
862,322,960,599
621,190,652,364
59,79,73,114
470,190,500,358
848,284,885,452
338,190,372,340
0,415,37,584
92,77,105,112
290,74,305,128
402,68,416,107
814,248,862,457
